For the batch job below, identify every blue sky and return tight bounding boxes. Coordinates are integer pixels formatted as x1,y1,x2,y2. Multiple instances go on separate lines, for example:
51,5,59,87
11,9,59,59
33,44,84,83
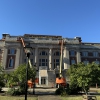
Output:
0,0,100,42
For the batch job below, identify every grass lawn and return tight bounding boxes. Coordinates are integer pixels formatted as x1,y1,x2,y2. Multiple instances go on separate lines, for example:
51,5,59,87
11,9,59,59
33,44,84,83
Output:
0,95,38,100
61,95,100,100
61,96,82,100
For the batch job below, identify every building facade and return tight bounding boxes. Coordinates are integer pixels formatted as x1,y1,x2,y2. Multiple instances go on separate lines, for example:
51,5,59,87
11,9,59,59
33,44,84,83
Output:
0,34,100,87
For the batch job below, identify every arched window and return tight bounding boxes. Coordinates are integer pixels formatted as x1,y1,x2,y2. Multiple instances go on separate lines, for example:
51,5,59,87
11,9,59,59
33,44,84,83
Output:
54,51,60,56
40,51,47,55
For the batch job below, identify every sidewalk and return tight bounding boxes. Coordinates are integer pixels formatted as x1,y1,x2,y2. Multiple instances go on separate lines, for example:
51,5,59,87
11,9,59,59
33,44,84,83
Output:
2,87,56,95
38,95,62,100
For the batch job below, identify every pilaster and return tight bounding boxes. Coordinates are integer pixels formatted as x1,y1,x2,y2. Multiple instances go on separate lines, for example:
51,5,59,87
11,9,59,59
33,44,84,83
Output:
15,48,20,68
77,50,81,63
2,47,8,69
49,48,52,70
35,47,38,66
63,47,70,69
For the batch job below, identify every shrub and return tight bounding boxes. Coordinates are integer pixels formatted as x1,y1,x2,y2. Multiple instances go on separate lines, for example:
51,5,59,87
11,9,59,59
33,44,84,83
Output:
67,85,82,95
6,88,22,96
55,87,67,96
0,81,5,92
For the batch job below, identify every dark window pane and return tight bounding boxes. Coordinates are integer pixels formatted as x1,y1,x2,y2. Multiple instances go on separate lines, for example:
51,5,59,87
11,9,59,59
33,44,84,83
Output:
42,51,45,55
42,63,45,66
56,52,60,56
10,49,15,54
70,50,75,56
9,59,14,67
56,59,59,62
42,59,45,62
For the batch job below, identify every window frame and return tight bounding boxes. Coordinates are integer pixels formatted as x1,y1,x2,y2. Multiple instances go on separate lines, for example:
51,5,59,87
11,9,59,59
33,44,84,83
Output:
71,59,75,65
54,51,60,56
41,77,46,85
39,59,48,66
8,48,16,54
93,51,98,57
40,51,47,56
70,50,75,56
54,59,60,68
83,60,89,65
94,60,99,64
82,51,88,57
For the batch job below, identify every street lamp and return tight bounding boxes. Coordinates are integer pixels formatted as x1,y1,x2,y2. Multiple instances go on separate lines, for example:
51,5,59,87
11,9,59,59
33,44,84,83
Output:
24,43,32,100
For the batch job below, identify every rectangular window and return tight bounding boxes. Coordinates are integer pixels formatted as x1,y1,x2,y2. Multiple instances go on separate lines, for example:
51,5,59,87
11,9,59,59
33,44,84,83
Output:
83,61,89,65
70,50,75,56
9,59,14,68
41,77,46,84
9,49,15,54
42,63,45,66
93,52,98,57
56,52,60,56
39,59,47,66
95,61,99,64
56,59,59,62
71,59,75,65
54,59,60,69
42,59,45,62
82,51,88,57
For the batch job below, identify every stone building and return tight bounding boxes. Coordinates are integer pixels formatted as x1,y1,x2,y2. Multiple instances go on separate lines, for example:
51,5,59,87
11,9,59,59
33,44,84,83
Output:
0,33,100,87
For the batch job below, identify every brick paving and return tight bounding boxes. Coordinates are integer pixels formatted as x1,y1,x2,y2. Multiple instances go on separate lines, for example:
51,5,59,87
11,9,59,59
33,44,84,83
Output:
38,95,62,100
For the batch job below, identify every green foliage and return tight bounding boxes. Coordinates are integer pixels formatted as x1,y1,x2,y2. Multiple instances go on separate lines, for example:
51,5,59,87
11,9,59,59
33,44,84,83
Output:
5,64,36,94
55,87,67,96
6,88,21,96
4,72,18,87
67,85,82,95
68,62,100,94
0,63,5,92
15,64,36,82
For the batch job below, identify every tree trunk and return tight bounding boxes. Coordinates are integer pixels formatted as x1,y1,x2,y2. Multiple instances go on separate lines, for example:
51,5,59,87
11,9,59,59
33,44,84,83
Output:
32,78,35,94
96,83,98,89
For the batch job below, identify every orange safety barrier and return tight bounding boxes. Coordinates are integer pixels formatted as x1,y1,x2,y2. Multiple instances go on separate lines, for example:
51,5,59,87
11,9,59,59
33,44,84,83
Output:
27,78,39,88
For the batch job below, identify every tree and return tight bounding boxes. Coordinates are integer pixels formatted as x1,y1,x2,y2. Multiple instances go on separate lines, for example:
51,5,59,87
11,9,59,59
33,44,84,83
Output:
0,63,5,91
68,62,100,95
5,64,36,94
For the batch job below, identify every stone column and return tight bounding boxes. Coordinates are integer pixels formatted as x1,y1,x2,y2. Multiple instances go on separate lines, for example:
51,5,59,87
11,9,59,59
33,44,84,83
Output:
39,71,41,85
35,47,38,66
2,47,8,69
63,47,70,69
77,50,81,63
49,48,52,70
15,48,20,69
